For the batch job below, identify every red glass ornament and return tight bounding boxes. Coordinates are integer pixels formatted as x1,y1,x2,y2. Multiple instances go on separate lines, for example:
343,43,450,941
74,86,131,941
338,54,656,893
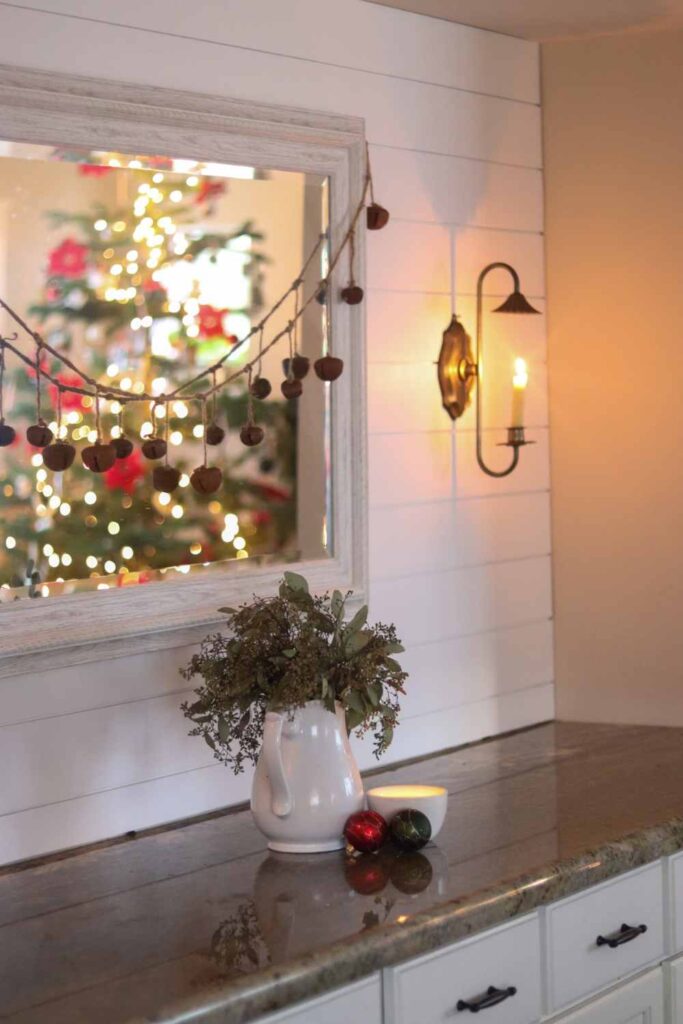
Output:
343,810,388,854
344,853,390,895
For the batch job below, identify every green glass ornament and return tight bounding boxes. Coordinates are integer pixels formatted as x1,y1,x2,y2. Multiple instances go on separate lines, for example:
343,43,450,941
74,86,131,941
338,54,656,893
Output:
389,809,432,852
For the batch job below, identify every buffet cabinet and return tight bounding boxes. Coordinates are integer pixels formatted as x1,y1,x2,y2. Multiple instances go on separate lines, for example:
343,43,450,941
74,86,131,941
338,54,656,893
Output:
258,850,683,1024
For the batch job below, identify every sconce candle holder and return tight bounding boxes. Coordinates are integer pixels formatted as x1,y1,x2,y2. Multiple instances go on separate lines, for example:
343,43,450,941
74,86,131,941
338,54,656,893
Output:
437,261,540,478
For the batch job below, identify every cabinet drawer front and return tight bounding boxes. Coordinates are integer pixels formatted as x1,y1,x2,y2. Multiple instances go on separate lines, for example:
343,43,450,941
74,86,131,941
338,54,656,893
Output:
666,954,683,1023
551,967,663,1024
386,915,541,1024
257,974,381,1024
545,863,664,1012
670,851,683,953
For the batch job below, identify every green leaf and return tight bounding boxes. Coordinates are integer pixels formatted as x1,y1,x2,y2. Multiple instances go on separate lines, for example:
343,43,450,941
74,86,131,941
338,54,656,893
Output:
382,725,394,749
283,571,309,593
217,606,236,615
187,699,209,715
282,648,297,659
311,610,335,633
345,605,368,636
367,681,382,707
345,707,365,732
382,641,405,655
235,709,250,738
343,689,365,714
331,590,344,620
384,656,404,674
217,718,230,744
346,630,372,654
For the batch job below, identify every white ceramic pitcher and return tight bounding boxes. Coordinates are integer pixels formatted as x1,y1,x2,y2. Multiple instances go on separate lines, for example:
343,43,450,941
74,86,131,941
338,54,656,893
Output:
251,700,364,853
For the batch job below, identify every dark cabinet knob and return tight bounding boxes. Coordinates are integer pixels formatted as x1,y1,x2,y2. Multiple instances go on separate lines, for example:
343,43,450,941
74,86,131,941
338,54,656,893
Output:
457,985,517,1013
596,922,647,949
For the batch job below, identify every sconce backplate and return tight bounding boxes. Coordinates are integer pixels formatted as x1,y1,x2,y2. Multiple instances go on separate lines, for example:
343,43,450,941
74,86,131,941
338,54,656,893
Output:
437,314,476,420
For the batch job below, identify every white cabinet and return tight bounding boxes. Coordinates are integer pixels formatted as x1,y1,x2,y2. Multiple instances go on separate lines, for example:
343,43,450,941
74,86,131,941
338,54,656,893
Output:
668,853,683,954
666,954,683,1022
552,968,663,1024
256,974,382,1024
544,863,664,1013
261,857,683,1024
384,914,541,1024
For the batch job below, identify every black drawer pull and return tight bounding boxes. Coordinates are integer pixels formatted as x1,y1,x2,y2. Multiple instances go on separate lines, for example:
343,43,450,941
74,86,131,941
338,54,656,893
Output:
457,986,517,1013
596,922,647,949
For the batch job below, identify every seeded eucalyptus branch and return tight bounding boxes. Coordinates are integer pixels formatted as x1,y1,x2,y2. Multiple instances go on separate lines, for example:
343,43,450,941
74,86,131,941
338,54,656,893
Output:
181,571,407,773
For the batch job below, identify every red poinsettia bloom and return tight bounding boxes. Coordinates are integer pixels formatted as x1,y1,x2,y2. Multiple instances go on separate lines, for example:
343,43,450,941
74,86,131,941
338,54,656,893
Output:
252,509,273,526
194,178,226,205
77,163,112,178
256,482,291,503
103,448,145,494
142,278,166,294
24,354,50,380
197,305,228,338
48,238,88,279
49,373,87,412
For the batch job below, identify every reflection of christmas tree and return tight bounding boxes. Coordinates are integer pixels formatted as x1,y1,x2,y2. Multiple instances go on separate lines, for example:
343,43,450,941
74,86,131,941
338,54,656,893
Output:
0,159,297,592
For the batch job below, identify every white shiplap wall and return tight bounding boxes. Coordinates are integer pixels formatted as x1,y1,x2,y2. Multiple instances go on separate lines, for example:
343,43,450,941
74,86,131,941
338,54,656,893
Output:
0,0,553,865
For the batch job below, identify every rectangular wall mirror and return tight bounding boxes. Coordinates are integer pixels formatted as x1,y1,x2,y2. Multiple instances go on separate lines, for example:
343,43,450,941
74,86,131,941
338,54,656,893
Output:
0,68,367,677
0,143,331,595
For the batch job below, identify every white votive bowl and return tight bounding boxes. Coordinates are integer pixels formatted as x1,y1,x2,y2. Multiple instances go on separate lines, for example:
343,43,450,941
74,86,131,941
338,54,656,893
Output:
366,784,448,840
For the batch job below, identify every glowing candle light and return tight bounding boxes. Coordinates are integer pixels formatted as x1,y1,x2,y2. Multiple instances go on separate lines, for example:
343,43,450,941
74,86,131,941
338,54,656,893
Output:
511,357,528,428
366,784,448,840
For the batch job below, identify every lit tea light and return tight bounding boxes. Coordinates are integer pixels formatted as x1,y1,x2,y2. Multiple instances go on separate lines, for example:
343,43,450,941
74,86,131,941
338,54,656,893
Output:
366,784,448,840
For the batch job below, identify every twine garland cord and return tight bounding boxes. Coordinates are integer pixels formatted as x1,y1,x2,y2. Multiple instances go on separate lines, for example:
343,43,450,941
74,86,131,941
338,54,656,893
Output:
34,340,44,425
256,324,264,380
0,158,373,412
200,395,208,467
163,397,170,464
56,383,63,439
365,141,376,206
94,388,103,442
0,339,5,423
348,226,356,286
210,370,218,423
246,365,255,427
293,281,301,357
287,321,295,379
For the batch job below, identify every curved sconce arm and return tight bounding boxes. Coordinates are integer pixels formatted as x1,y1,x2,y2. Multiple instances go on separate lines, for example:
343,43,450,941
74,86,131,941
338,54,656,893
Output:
436,262,539,479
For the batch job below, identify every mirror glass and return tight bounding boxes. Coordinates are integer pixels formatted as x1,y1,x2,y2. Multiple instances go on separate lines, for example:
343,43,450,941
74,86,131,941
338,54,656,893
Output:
0,141,331,599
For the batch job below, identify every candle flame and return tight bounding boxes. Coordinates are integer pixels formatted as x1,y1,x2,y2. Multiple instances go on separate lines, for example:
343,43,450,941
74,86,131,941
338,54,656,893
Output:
513,357,528,389
367,785,447,799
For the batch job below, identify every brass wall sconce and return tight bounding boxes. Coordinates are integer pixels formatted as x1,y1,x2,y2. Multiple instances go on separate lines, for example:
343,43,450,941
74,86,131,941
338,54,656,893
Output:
437,261,540,478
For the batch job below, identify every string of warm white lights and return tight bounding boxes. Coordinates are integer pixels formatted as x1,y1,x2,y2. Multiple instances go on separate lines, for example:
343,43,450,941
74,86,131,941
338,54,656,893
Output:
0,152,390,496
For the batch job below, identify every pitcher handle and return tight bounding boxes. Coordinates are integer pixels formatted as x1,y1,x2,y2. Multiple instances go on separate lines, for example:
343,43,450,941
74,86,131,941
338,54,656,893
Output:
263,713,292,817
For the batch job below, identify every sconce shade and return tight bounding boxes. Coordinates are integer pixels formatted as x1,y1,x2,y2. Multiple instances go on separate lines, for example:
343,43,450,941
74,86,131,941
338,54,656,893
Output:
492,290,540,315
437,314,475,421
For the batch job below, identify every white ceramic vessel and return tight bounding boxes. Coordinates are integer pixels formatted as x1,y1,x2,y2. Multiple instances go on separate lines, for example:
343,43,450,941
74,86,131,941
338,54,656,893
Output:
366,784,448,840
251,700,364,853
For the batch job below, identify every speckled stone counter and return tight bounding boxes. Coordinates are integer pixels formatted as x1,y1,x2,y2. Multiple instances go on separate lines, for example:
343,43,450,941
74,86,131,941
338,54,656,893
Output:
4,721,683,1024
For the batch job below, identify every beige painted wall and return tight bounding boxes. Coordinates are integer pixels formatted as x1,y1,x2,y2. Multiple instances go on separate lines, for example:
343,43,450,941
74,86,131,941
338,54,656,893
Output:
543,30,683,723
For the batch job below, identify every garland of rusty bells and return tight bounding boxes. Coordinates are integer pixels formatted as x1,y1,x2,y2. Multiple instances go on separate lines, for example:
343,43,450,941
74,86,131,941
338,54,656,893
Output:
0,151,389,496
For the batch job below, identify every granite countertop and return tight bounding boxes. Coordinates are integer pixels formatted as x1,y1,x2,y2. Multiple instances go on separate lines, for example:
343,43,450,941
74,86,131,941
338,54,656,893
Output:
3,721,683,1024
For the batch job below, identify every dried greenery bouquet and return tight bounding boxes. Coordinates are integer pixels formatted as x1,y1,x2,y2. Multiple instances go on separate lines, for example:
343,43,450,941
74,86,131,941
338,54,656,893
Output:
181,572,408,773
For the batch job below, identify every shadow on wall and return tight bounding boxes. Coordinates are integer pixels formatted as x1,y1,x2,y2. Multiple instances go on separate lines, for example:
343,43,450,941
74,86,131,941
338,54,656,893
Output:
540,0,672,39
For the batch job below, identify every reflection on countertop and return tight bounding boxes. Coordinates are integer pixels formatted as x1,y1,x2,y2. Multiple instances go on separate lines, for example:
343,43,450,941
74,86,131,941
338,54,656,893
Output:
3,721,683,1023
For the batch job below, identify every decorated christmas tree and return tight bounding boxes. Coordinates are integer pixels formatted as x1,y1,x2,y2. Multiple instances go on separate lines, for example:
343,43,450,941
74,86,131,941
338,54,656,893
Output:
0,156,297,594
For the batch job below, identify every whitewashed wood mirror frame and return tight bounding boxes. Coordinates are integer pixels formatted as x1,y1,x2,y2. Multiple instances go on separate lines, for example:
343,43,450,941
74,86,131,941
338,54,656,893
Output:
0,65,368,679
